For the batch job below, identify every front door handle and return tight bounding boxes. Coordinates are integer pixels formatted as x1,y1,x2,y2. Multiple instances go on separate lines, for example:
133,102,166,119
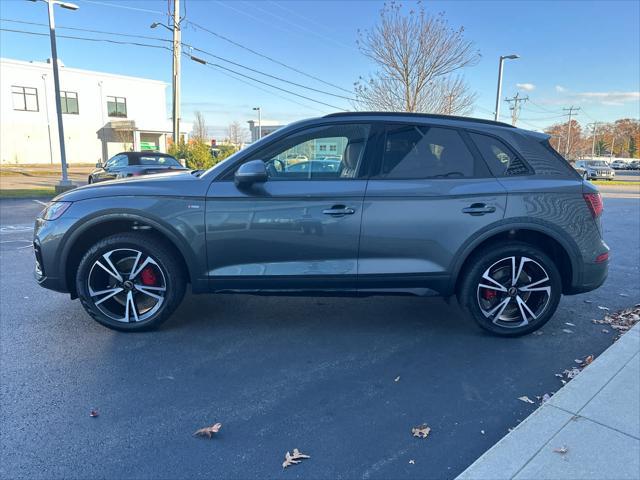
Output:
323,205,356,216
462,203,496,216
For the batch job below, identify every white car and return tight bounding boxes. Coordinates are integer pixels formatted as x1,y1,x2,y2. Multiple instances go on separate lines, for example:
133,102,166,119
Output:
611,160,629,170
574,160,615,180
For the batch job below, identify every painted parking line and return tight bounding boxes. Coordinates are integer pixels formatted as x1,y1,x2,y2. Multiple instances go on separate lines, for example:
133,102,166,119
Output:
0,224,34,234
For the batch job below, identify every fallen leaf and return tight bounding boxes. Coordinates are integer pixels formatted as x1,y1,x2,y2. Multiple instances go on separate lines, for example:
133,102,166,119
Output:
412,424,431,438
562,329,573,334
193,422,222,439
565,322,576,327
394,376,401,382
598,306,610,311
540,393,552,404
554,446,569,455
480,430,485,435
584,300,593,304
533,330,544,336
602,329,610,334
581,355,594,366
518,396,535,404
619,293,629,297
89,409,99,417
282,448,310,469
409,460,415,465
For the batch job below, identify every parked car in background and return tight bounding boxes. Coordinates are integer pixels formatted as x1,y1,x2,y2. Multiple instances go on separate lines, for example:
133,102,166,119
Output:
628,160,640,170
574,160,615,180
610,160,628,170
35,112,608,337
88,152,187,184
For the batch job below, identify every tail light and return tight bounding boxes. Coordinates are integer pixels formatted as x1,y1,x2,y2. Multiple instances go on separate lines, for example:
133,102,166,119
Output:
583,192,603,218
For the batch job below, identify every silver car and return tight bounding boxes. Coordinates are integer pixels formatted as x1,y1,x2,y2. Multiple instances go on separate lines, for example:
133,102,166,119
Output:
574,160,615,180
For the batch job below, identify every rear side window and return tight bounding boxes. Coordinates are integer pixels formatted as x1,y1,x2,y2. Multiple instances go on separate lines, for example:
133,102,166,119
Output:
470,133,529,176
380,126,477,179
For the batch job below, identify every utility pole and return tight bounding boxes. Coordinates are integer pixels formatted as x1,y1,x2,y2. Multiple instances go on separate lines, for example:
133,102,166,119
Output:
172,0,181,145
587,122,599,157
505,92,529,126
563,106,580,158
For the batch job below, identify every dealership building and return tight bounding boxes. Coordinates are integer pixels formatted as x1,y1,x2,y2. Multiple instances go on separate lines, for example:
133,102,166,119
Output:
0,57,189,165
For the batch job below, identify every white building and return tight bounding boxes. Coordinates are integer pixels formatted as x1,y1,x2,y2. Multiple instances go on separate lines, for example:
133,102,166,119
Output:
247,119,284,143
0,58,189,165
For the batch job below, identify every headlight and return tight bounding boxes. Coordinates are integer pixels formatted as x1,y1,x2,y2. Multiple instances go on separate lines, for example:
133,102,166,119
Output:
40,201,72,221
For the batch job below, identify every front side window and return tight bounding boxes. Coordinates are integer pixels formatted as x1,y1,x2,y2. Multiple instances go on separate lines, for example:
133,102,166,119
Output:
470,133,529,176
12,85,39,112
245,123,371,180
61,91,79,114
381,125,476,179
107,96,127,117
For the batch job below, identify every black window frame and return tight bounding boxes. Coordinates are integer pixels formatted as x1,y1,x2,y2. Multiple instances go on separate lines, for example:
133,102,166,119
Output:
219,121,377,182
466,130,534,177
107,96,127,118
370,123,491,180
60,90,79,115
11,85,39,112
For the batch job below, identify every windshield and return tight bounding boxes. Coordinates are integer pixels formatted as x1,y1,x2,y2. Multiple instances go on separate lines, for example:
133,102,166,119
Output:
137,155,181,167
586,161,609,167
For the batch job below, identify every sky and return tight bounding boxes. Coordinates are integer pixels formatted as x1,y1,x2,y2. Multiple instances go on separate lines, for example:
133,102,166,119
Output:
1,0,639,138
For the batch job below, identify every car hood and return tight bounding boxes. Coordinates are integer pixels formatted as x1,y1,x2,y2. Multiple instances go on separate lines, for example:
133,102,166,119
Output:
54,170,209,202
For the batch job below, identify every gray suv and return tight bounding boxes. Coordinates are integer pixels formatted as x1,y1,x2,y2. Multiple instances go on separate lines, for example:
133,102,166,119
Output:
34,113,609,336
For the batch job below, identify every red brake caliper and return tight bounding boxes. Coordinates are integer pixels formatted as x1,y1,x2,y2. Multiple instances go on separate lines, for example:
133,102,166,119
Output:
482,289,497,300
140,266,158,286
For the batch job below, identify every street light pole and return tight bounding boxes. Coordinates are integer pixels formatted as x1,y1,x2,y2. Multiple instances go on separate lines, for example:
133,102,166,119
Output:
253,107,262,140
172,0,181,145
494,54,520,122
30,0,78,190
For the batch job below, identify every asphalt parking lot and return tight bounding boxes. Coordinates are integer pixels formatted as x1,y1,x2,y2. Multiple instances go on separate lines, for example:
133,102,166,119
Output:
1,196,639,480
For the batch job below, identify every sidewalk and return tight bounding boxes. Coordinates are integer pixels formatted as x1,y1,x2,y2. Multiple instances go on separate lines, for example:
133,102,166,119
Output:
458,322,640,480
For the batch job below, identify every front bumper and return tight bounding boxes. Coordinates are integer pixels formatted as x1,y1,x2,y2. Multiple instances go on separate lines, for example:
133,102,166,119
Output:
33,216,76,294
586,171,615,180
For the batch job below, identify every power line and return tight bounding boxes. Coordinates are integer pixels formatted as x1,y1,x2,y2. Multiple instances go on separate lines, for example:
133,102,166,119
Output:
0,27,172,51
1,18,355,101
76,0,165,15
505,92,528,126
186,53,348,111
186,20,352,94
0,18,172,43
183,43,355,101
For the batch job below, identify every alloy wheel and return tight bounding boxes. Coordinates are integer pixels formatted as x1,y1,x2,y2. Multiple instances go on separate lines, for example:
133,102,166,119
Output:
87,248,167,323
476,256,552,328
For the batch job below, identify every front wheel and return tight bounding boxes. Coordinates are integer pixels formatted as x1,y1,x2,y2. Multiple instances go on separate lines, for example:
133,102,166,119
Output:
76,233,186,331
458,242,562,337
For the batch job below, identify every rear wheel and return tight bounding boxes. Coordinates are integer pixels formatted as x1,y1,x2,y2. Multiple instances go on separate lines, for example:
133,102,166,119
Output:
76,233,186,331
458,242,562,336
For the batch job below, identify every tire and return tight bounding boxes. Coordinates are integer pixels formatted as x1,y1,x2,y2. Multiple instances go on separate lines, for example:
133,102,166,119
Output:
583,172,588,180
87,176,93,184
457,242,562,337
76,232,186,331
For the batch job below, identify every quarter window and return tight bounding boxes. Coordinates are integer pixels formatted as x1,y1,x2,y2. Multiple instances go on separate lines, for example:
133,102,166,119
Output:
107,96,127,117
244,124,371,180
470,133,529,176
61,91,79,114
381,125,476,179
11,85,39,112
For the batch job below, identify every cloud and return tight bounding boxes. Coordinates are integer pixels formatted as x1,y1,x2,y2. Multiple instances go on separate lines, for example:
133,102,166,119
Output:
516,83,536,91
574,91,639,104
555,85,566,93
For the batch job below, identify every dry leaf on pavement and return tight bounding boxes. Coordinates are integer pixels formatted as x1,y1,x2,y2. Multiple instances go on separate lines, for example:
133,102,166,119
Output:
597,305,610,311
409,459,415,464
565,322,576,327
394,376,401,382
282,449,310,469
553,446,569,455
562,329,573,334
89,409,99,417
518,396,535,404
193,422,222,439
412,424,431,438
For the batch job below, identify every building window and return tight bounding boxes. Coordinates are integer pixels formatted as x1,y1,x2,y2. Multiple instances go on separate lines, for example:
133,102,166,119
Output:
107,96,127,117
61,91,79,114
12,85,39,112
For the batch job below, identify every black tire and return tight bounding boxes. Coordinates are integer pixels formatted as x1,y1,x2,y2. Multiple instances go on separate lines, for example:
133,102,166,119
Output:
76,232,186,331
87,176,93,184
458,242,562,337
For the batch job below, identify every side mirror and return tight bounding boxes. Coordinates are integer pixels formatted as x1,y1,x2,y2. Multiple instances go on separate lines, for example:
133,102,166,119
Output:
235,159,268,187
96,162,102,168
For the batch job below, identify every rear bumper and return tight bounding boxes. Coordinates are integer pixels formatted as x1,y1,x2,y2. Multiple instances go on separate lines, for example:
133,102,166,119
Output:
566,259,608,295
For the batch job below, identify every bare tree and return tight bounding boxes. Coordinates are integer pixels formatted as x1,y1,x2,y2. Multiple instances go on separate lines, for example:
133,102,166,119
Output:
227,121,248,146
192,111,208,141
354,2,479,114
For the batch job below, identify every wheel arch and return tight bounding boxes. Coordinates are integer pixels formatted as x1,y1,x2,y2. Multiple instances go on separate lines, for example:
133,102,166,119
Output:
60,211,202,298
450,220,581,295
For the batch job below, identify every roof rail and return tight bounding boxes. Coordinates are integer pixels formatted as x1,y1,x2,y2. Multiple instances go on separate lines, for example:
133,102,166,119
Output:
323,111,516,128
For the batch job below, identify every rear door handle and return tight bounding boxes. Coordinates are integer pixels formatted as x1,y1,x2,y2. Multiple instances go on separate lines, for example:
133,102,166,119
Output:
323,205,356,216
462,203,496,216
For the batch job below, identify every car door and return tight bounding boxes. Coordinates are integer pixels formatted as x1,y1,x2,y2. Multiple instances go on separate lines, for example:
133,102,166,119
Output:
205,123,374,291
358,123,507,292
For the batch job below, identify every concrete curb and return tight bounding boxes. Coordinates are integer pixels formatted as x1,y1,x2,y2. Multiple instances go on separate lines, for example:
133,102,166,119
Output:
457,322,640,480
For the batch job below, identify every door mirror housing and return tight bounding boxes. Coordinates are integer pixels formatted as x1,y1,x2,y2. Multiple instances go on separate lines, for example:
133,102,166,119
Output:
235,160,268,187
